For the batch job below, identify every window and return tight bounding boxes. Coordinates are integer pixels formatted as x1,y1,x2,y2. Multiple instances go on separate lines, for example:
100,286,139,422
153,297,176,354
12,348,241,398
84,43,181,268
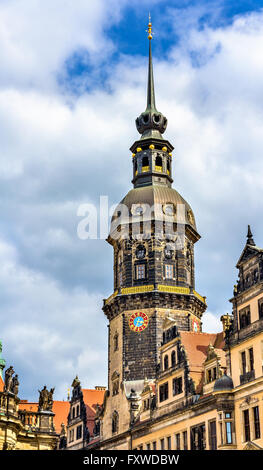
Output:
76,425,82,440
207,367,217,382
142,156,149,172
249,348,254,371
167,436,171,450
176,433,180,450
72,407,75,419
243,409,250,442
171,350,176,367
241,351,246,375
253,406,261,439
112,411,119,434
225,416,232,445
173,376,183,396
213,367,217,380
239,307,251,329
164,264,173,279
160,438,165,450
70,429,74,442
259,299,263,319
254,269,259,283
114,333,119,352
143,399,150,411
152,441,156,450
136,264,146,280
76,405,80,416
155,155,163,171
164,355,169,370
183,431,188,450
209,421,217,449
146,443,151,450
119,270,123,287
159,382,168,402
191,424,206,450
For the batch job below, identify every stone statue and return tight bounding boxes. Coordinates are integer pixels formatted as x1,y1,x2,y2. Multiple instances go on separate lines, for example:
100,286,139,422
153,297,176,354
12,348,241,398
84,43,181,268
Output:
48,388,55,410
38,385,55,411
4,366,14,393
11,374,19,396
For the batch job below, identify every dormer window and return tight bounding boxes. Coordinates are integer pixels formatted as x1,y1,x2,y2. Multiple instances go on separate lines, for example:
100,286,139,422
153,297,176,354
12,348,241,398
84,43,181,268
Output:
239,306,251,329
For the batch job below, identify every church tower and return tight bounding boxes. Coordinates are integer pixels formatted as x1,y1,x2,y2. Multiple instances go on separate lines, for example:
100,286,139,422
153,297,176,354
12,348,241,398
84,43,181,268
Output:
102,19,207,400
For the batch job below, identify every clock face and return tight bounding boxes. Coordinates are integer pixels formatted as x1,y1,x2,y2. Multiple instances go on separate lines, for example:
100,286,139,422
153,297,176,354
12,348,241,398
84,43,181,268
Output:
136,245,146,259
129,312,149,333
192,318,199,332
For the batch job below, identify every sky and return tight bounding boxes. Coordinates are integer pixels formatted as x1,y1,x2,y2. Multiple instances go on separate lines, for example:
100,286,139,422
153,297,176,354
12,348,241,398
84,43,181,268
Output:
1,0,263,401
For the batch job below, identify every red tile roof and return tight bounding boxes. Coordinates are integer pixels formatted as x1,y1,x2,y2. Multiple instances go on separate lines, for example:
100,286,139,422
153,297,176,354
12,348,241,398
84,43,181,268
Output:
18,400,70,434
179,331,225,394
82,389,105,436
0,376,4,392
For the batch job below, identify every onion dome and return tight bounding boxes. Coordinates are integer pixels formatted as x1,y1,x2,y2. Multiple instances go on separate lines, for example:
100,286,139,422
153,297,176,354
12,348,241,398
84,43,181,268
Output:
213,372,234,393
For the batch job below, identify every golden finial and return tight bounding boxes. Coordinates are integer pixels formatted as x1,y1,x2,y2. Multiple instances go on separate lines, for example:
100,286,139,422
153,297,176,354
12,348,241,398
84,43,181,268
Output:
147,13,153,40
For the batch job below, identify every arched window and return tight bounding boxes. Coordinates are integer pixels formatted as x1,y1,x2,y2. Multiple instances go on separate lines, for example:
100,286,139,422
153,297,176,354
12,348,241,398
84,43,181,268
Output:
112,411,119,434
164,355,169,370
171,350,176,367
155,155,163,172
142,156,149,167
167,160,170,175
134,160,138,175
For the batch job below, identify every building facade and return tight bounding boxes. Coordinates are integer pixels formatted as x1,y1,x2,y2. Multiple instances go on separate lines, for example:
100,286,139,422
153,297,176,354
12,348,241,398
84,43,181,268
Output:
88,20,263,451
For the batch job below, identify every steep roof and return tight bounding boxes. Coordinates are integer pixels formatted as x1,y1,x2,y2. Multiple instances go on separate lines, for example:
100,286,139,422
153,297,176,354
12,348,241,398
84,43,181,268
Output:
18,400,70,434
179,331,225,394
82,389,105,436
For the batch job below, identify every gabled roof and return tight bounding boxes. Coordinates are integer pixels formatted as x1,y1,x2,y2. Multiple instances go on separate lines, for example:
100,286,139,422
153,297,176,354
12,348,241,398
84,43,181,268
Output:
236,244,263,268
82,389,105,436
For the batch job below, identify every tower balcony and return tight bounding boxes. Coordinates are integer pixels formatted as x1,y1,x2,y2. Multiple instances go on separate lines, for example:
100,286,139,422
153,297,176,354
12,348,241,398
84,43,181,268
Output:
103,284,206,306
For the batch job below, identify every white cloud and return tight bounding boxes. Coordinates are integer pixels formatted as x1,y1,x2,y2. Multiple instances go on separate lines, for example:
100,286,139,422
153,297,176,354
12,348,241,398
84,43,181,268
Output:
1,2,263,399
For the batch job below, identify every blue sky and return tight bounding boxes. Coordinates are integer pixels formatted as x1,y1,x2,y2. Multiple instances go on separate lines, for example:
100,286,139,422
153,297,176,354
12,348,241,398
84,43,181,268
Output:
1,0,263,401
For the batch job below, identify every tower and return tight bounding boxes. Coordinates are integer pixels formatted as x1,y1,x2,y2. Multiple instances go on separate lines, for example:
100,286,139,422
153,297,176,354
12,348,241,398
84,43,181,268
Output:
102,19,207,398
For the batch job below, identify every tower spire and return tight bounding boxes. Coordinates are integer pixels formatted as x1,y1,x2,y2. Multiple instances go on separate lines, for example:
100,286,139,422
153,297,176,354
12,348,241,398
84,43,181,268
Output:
246,225,255,246
135,16,167,139
146,14,156,112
